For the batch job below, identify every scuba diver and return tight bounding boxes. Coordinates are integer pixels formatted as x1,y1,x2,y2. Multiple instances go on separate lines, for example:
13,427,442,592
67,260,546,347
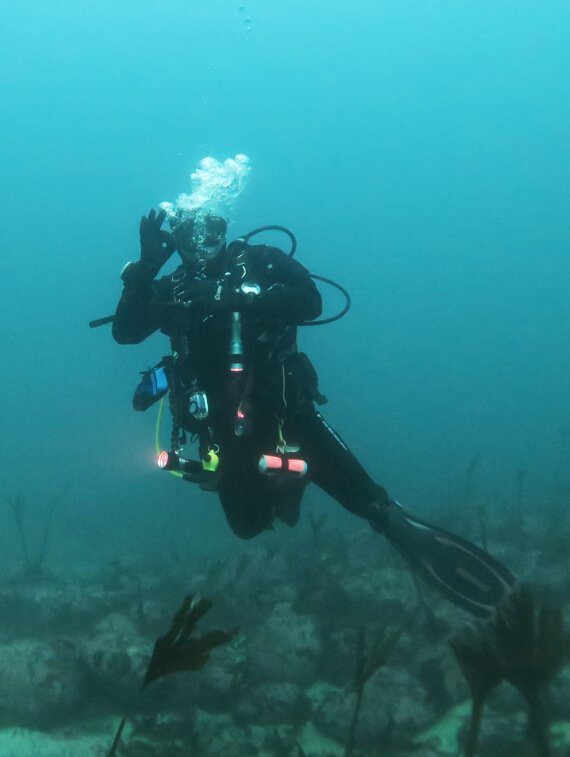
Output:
107,155,515,619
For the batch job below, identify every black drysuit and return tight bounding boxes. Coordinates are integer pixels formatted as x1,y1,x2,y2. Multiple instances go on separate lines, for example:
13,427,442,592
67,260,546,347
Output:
113,242,389,538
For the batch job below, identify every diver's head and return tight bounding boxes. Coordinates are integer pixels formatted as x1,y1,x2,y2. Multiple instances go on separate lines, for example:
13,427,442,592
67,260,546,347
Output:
171,211,227,266
160,153,250,265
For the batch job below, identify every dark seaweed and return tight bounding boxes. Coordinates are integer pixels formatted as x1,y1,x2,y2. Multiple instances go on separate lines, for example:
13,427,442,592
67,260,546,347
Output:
108,594,237,756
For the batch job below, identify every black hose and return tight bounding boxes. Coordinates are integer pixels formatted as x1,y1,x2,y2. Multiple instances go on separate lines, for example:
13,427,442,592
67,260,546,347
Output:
239,226,351,324
302,274,351,326
241,225,297,257
89,315,114,328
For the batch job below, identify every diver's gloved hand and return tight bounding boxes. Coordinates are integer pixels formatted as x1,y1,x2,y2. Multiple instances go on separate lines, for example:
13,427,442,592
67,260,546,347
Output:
137,208,175,280
155,281,262,329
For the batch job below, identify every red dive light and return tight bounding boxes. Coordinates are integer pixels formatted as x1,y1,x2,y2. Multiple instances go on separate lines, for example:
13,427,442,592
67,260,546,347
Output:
258,454,308,478
157,450,178,470
157,450,212,478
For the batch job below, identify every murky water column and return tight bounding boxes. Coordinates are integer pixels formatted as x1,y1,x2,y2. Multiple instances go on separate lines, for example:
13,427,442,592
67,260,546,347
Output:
238,3,253,32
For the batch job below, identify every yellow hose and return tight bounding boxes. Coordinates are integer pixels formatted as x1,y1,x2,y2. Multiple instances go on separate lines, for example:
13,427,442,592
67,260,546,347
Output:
155,396,183,479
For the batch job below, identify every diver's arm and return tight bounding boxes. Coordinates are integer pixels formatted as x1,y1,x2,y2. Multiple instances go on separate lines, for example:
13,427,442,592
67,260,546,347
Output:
249,276,322,322
113,209,176,344
112,263,162,344
247,247,322,323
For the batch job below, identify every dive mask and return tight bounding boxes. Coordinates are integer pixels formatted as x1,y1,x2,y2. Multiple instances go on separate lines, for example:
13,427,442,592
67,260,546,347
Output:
173,213,227,264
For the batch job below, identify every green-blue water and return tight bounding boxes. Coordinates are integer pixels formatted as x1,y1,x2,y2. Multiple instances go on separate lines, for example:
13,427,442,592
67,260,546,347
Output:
0,0,568,597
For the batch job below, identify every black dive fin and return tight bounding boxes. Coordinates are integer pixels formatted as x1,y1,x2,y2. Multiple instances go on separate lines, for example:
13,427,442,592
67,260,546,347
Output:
383,502,515,618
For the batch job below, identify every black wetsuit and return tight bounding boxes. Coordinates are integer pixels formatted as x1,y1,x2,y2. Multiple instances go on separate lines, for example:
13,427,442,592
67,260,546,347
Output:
113,242,389,538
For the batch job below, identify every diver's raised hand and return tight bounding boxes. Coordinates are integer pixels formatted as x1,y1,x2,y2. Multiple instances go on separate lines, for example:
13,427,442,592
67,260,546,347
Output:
138,208,175,278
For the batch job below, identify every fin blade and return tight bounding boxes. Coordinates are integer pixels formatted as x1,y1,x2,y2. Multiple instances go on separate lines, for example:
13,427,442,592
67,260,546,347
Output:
384,504,515,618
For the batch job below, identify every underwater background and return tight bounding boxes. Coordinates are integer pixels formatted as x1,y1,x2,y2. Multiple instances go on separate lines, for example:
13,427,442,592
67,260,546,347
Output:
0,1,569,754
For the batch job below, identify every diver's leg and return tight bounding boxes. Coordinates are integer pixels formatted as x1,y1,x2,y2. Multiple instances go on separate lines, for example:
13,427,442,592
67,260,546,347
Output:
287,407,391,528
216,415,307,538
217,471,274,539
218,455,306,534
288,407,515,618
271,477,305,526
216,431,275,539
